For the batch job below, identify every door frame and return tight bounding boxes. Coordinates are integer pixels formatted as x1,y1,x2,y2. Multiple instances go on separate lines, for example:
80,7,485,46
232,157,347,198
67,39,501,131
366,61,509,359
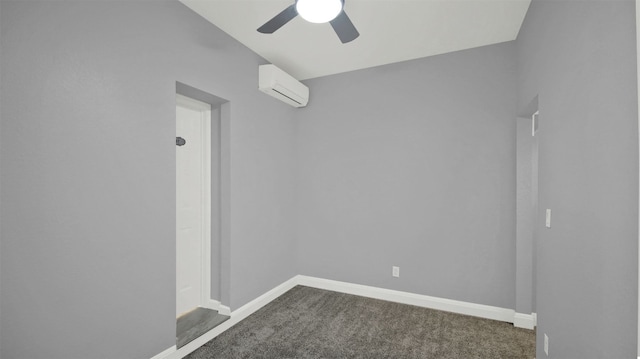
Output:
176,94,214,312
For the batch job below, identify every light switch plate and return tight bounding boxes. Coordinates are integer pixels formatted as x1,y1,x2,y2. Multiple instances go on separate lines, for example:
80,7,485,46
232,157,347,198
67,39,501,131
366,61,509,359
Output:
545,209,551,228
544,333,549,356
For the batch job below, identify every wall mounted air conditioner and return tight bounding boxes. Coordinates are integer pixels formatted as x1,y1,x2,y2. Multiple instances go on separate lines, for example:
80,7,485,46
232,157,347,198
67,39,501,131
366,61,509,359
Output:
258,64,309,108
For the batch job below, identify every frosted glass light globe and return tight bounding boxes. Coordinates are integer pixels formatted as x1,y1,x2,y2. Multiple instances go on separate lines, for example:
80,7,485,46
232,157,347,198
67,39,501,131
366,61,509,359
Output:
296,0,343,24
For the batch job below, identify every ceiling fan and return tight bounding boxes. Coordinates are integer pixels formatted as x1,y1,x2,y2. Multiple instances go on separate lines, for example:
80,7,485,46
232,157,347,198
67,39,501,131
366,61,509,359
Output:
257,0,360,44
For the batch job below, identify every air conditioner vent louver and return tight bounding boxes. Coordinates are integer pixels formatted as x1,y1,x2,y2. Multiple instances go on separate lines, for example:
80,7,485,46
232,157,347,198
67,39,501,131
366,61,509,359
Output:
272,88,303,105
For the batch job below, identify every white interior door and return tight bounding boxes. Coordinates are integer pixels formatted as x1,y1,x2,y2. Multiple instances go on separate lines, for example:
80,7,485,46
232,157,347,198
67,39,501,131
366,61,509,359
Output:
176,95,211,317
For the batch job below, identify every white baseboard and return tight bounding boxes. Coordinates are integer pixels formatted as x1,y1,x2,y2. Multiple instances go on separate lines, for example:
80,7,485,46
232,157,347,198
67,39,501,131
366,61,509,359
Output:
218,304,231,316
202,298,230,316
150,345,176,359
513,312,536,329
203,299,221,312
296,275,516,324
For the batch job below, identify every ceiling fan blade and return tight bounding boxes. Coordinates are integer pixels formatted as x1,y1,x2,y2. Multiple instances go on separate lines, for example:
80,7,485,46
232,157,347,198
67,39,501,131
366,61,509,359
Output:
329,11,359,43
257,4,298,34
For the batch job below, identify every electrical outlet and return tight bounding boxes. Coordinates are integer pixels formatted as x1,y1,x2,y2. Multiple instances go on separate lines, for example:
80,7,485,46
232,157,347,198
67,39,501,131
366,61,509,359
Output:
544,333,549,356
392,266,400,278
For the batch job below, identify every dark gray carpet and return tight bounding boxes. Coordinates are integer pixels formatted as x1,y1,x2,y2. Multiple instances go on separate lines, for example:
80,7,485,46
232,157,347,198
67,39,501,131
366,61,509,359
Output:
185,286,535,359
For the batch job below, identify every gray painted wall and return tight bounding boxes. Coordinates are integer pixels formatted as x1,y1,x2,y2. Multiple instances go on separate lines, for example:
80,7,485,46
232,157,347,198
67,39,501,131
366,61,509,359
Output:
517,0,638,357
0,1,297,358
296,42,518,309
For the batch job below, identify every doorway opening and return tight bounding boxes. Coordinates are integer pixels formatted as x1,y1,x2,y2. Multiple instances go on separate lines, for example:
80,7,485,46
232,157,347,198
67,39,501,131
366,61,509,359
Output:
515,106,539,330
176,93,214,316
175,83,231,348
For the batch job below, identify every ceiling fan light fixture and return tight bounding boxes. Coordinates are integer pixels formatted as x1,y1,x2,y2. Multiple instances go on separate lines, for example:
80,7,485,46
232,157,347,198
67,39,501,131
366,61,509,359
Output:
296,0,343,24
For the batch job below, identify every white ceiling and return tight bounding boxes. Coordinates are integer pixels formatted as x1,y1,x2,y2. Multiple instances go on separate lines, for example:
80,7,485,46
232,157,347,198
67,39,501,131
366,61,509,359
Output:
180,0,531,80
